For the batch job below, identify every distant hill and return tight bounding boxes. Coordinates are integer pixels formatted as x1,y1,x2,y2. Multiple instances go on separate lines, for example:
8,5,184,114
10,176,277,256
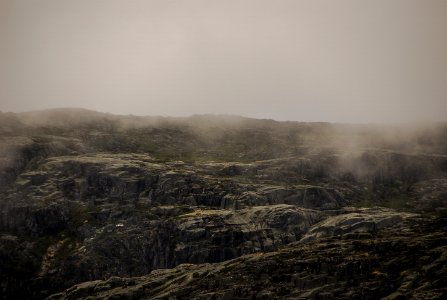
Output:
1,108,446,160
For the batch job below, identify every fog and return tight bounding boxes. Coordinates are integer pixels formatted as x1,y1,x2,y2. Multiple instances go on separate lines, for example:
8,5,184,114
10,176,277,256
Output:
1,0,446,123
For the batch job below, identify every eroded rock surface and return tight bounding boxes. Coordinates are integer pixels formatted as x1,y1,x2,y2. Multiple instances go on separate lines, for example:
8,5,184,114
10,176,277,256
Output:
1,110,446,299
48,217,447,300
301,207,416,241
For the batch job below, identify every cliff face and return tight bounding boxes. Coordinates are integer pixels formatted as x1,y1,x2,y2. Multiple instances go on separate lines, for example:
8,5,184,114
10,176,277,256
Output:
0,110,446,299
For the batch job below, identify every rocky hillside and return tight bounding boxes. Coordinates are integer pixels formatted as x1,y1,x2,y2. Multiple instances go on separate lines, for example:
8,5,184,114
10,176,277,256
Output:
0,109,446,299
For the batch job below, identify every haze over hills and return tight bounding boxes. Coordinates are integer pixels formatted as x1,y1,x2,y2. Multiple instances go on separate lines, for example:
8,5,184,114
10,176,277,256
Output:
2,1,447,298
2,1,447,123
0,108,446,299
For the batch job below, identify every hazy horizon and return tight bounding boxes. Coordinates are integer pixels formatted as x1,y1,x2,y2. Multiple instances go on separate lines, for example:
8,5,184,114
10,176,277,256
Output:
1,0,447,123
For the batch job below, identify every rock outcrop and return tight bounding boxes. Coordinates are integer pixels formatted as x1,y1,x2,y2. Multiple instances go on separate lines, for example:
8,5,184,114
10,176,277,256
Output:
1,110,446,299
48,216,447,300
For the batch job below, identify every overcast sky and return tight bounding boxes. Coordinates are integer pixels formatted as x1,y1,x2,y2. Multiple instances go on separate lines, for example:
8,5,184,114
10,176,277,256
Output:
0,0,446,123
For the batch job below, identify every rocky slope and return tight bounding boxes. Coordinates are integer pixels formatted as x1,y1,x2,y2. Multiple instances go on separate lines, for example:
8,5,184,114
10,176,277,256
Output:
0,109,446,299
48,216,447,300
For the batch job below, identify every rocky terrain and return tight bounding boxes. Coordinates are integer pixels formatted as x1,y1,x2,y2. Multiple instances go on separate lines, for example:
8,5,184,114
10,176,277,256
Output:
1,109,447,299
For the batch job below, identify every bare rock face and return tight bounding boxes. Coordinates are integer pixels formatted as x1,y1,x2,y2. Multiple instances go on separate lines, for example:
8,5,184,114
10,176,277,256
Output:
0,154,332,298
0,149,445,299
48,204,322,289
0,135,83,190
1,111,447,299
301,207,416,241
412,179,447,214
48,217,447,300
239,185,346,209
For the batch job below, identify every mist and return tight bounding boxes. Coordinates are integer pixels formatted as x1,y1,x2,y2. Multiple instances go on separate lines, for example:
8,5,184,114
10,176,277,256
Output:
1,0,447,123
2,2,447,296
1,1,447,292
